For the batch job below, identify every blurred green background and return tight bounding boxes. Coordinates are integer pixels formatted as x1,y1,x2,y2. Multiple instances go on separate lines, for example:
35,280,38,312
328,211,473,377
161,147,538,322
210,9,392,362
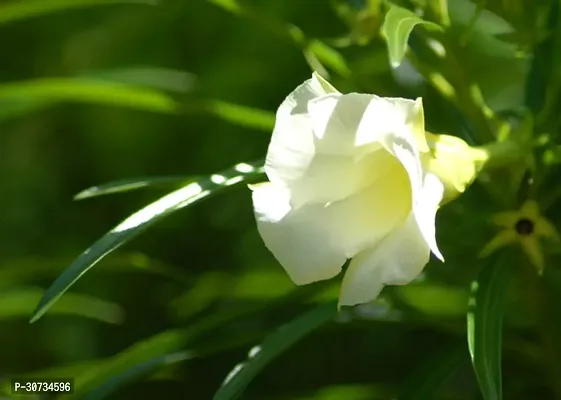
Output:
1,0,561,399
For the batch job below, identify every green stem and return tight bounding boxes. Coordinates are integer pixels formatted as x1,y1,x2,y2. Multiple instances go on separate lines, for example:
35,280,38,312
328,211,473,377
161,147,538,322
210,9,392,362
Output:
469,140,524,170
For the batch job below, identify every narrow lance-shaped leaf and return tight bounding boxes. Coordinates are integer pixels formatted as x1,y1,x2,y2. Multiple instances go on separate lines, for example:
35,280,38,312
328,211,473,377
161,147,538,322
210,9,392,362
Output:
0,77,275,131
31,160,265,323
0,0,156,25
381,5,442,68
74,175,196,200
82,352,191,400
213,302,337,400
467,251,513,400
0,289,123,324
398,341,465,400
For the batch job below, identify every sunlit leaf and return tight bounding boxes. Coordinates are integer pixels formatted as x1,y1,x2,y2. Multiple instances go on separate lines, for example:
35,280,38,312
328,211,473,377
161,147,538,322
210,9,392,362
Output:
0,0,156,25
467,251,512,400
213,302,337,400
293,384,389,400
0,78,179,113
306,40,352,78
0,288,123,324
207,0,242,14
204,100,275,131
396,283,468,317
74,175,195,200
381,5,441,68
83,67,197,93
31,160,265,323
0,78,275,131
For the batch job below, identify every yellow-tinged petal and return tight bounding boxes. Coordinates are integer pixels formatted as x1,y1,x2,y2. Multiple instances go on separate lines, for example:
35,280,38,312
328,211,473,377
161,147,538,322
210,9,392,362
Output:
479,230,517,258
520,236,544,275
535,218,561,241
339,212,430,307
423,133,481,199
491,211,520,228
287,150,398,207
519,200,540,219
380,124,444,260
253,167,411,285
311,71,340,94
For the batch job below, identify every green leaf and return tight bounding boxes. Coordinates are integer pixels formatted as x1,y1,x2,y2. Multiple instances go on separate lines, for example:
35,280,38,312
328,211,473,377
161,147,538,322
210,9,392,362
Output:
398,341,465,400
82,352,191,400
381,5,441,68
70,297,294,398
0,0,156,25
74,175,195,200
213,301,337,400
0,288,123,324
82,67,197,93
204,100,275,131
0,253,187,290
31,160,265,323
0,78,179,113
0,77,275,131
467,252,512,400
396,283,468,317
305,40,352,78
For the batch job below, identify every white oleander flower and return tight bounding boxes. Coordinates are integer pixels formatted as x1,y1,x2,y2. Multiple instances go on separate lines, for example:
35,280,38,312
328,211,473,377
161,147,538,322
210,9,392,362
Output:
251,73,446,307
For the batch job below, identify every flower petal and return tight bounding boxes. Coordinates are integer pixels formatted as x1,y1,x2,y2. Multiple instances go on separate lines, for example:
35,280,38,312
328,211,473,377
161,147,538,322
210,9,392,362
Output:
307,95,428,155
288,149,399,207
266,79,407,207
520,236,544,275
339,212,430,307
478,229,517,258
265,75,340,188
380,124,445,260
252,166,411,285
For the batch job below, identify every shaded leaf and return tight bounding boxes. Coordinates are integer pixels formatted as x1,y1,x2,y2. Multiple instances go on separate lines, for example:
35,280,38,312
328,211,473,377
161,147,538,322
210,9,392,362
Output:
467,252,512,400
74,176,195,200
82,352,191,400
70,295,300,398
0,0,156,25
31,160,265,323
0,253,188,290
213,302,337,400
399,341,465,400
0,288,123,324
381,5,441,68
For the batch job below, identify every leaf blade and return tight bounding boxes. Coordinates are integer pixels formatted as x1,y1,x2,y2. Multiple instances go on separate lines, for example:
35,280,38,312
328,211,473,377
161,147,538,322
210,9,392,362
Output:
467,252,512,400
213,302,337,400
31,160,265,323
381,5,441,68
0,0,156,25
82,352,191,400
0,77,275,131
74,175,195,200
0,288,123,324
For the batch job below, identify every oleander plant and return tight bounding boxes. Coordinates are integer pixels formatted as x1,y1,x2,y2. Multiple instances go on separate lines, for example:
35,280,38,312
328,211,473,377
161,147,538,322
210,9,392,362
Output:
1,0,561,399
